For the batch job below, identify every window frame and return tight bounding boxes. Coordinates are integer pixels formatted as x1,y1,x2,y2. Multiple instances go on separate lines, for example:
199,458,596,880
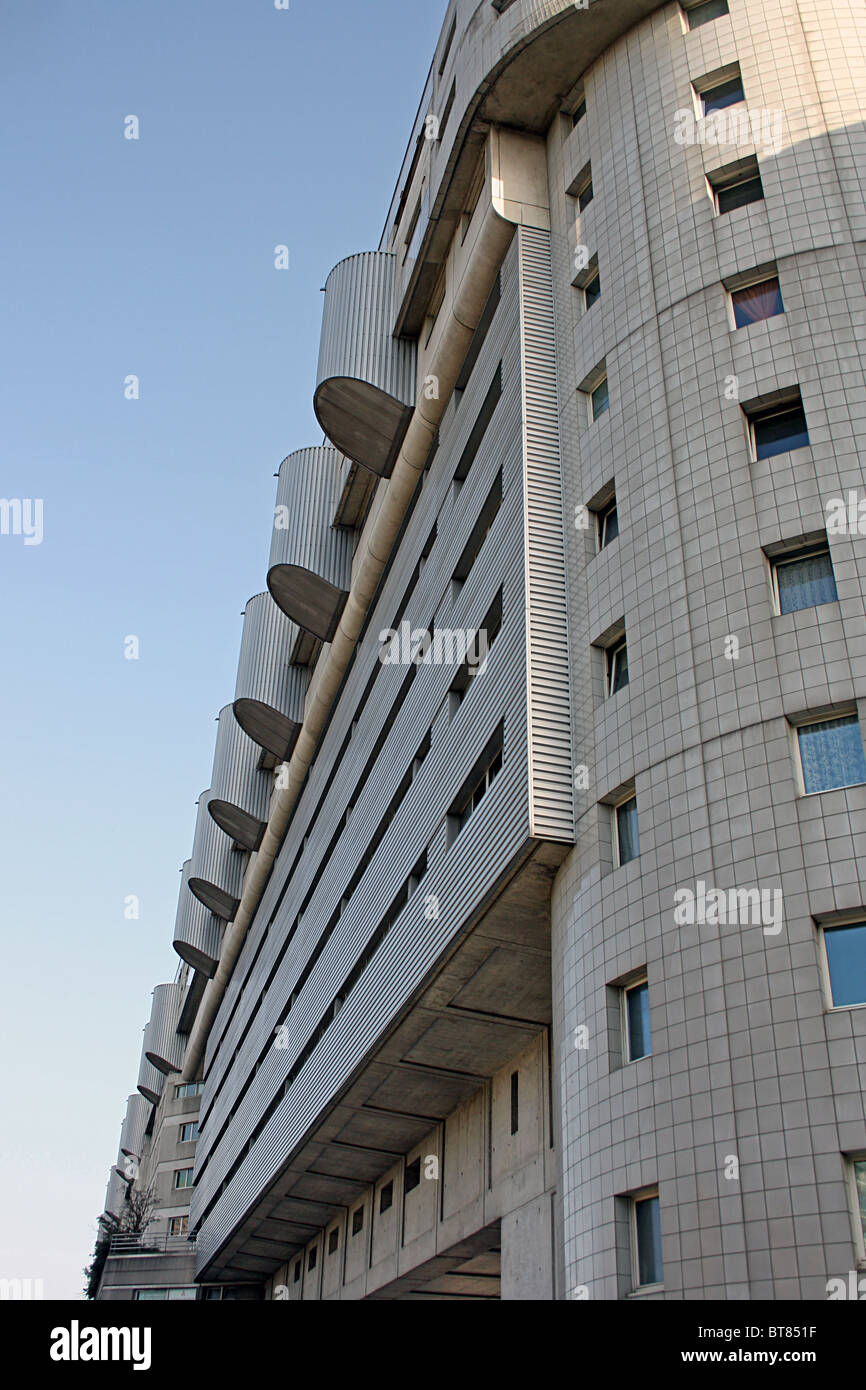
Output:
681,0,730,29
614,793,640,869
770,542,837,617
694,67,745,117
607,636,629,696
729,273,785,330
174,1167,194,1190
623,976,652,1062
819,920,866,1012
708,157,764,215
630,1189,664,1293
792,710,866,797
598,498,619,550
746,396,810,462
848,1157,866,1264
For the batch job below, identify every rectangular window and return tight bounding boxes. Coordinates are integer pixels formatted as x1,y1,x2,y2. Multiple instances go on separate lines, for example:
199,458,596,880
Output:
797,714,866,794
683,0,729,27
598,498,619,549
438,14,456,75
379,1182,393,1214
607,637,629,695
439,80,456,141
352,1207,364,1237
175,1082,204,1098
450,589,502,706
293,1260,301,1283
747,394,809,460
632,1193,663,1289
449,723,505,836
583,269,601,311
625,980,651,1061
328,1228,339,1256
405,1158,421,1194
168,1215,189,1237
772,544,837,615
616,796,640,867
510,1072,519,1135
731,276,784,328
822,923,866,1008
461,156,486,243
174,1168,194,1189
572,95,587,126
854,1161,866,1254
697,69,745,115
568,163,593,211
591,377,609,421
180,1122,199,1143
709,157,764,214
307,1246,317,1272
452,471,502,585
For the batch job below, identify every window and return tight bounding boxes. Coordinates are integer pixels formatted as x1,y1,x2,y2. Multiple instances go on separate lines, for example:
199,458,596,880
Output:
731,276,784,328
180,1122,199,1144
461,157,486,243
583,268,601,311
569,163,593,212
510,1072,519,1135
379,1182,393,1214
624,980,651,1061
439,80,456,141
452,471,502,586
746,393,809,460
352,1207,364,1237
307,1246,317,1272
328,1228,339,1256
450,589,502,706
697,69,745,115
405,1158,421,1194
175,1082,204,1098
293,1260,301,1284
168,1215,189,1237
449,723,505,836
797,714,866,794
683,0,729,27
772,544,837,615
616,796,640,867
853,1161,866,1254
709,157,764,214
572,95,586,126
632,1193,663,1289
598,498,619,549
438,14,456,75
591,376,609,421
174,1168,194,1189
578,177,594,212
607,637,629,695
821,923,866,1008
134,1288,197,1301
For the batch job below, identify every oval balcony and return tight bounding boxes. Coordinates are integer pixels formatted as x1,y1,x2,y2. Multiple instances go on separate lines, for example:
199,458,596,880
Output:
119,1093,151,1161
266,447,352,643
173,859,224,978
143,982,186,1076
188,788,245,922
233,593,308,763
207,706,271,852
314,251,416,477
104,1167,130,1220
137,1041,165,1107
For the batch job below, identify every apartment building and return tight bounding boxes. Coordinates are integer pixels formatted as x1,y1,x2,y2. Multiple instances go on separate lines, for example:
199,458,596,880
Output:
95,0,866,1301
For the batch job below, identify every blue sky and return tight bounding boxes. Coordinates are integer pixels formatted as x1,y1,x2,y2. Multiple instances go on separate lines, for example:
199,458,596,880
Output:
0,0,443,1300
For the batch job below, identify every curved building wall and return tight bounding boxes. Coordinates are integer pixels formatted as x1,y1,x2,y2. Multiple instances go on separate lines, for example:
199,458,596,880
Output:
233,593,308,762
550,0,866,1300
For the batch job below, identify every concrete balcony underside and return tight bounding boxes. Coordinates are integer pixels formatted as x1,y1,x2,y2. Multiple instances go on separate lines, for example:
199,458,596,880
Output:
365,1225,502,1301
195,838,566,1284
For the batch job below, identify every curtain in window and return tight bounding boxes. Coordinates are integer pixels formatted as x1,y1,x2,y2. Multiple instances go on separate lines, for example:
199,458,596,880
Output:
733,278,783,327
798,716,866,794
777,551,837,614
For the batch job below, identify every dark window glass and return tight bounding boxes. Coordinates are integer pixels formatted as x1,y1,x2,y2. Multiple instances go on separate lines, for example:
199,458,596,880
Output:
798,716,866,794
635,1196,663,1286
626,981,652,1060
701,74,745,113
599,502,619,549
584,271,601,309
352,1207,364,1237
405,1158,421,1194
293,1261,301,1283
328,1228,339,1256
752,403,809,460
732,277,784,328
685,0,729,27
823,924,866,1007
379,1182,393,1214
591,377,609,420
578,180,594,212
307,1247,317,1272
775,547,837,614
716,172,764,214
510,1072,519,1135
608,639,629,695
617,797,640,866
573,97,587,126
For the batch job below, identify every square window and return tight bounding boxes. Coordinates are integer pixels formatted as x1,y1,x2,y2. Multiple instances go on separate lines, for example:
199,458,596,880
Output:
168,1215,189,1237
731,276,784,328
822,923,866,1008
616,796,640,867
773,545,837,615
625,980,651,1061
180,1122,199,1143
684,0,729,27
598,499,619,549
607,638,629,695
379,1181,393,1214
797,715,866,794
709,158,764,214
174,1168,194,1189
699,72,745,114
747,397,809,460
591,377,609,421
584,270,601,310
633,1193,663,1289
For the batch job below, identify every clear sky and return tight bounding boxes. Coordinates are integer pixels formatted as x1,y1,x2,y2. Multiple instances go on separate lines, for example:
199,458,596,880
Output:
0,0,444,1301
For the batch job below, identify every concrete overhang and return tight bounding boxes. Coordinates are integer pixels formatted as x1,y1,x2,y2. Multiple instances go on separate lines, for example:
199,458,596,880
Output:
267,563,349,646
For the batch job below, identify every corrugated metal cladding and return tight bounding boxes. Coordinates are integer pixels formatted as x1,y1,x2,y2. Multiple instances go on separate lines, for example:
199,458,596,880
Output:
208,705,270,848
315,250,416,408
518,225,575,841
188,788,245,921
173,858,223,978
193,238,545,1262
144,982,186,1075
104,1167,128,1219
268,447,353,585
119,1093,151,1159
233,593,308,761
137,1038,164,1106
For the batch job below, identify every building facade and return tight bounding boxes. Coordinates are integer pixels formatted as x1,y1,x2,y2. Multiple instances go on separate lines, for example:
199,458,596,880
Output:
97,0,866,1301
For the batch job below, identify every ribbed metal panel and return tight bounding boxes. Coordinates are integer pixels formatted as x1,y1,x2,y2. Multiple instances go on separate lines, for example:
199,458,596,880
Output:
137,1038,164,1106
208,706,271,852
188,789,245,922
267,448,353,642
192,241,534,1256
104,1167,129,1220
173,859,224,978
144,982,186,1075
119,1092,151,1160
233,593,307,762
518,225,575,841
314,251,416,476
